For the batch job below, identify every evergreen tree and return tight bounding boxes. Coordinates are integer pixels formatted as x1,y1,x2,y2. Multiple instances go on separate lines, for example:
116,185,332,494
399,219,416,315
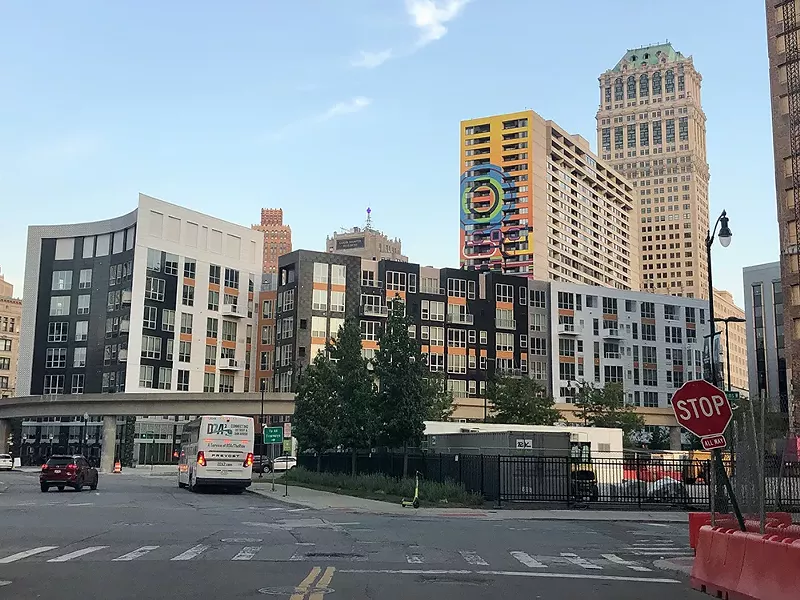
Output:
292,351,338,470
424,372,455,421
647,426,670,450
487,376,560,425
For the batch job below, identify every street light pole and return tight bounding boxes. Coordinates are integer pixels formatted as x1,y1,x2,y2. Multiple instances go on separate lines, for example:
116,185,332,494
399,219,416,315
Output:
81,412,89,456
713,316,746,393
259,380,265,479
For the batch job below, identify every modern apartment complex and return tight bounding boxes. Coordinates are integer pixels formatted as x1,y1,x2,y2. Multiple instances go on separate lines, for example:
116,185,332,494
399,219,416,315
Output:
459,110,639,289
743,262,788,413
326,214,407,263
713,288,749,393
17,193,263,463
252,208,292,275
0,274,22,398
766,2,800,432
596,43,709,299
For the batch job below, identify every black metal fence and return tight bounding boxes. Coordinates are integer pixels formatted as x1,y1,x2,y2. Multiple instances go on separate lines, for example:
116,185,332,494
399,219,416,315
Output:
299,451,800,511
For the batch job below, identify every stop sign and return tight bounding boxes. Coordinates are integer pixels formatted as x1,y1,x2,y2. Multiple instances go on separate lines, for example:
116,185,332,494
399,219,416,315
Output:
671,380,733,439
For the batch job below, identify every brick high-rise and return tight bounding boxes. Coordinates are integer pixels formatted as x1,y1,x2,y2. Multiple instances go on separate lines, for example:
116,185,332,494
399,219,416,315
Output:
252,209,292,275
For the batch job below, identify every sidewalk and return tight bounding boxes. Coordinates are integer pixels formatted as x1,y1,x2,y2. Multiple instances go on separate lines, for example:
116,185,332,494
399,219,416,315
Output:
654,557,694,577
248,482,690,522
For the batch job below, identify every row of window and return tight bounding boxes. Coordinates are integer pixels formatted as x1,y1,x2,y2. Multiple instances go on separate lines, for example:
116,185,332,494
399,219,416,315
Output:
606,71,685,103
556,292,705,322
146,248,244,289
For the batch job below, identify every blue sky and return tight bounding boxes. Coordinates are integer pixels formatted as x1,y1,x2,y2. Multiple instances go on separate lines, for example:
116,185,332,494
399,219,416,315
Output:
0,0,775,306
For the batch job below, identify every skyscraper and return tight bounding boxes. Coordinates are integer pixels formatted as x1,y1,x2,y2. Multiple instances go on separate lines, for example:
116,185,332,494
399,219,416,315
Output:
326,209,407,262
252,208,292,275
596,43,709,299
766,2,800,432
459,109,639,290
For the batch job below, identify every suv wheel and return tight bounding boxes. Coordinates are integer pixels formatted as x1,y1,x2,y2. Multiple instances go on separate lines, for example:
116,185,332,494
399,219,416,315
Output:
75,479,83,492
40,483,49,493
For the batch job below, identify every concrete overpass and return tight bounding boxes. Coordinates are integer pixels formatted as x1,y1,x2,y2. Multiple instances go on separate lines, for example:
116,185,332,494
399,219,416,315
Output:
0,392,296,472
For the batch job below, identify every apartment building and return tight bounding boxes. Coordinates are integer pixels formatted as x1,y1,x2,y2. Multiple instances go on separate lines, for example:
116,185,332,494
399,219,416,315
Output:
459,110,639,289
0,274,22,398
252,208,292,275
597,43,709,299
326,211,407,262
17,193,263,463
766,1,800,432
256,273,278,392
713,288,749,393
744,262,788,413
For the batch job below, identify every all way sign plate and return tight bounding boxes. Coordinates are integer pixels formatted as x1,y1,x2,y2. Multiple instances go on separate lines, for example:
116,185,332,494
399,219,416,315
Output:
701,434,727,450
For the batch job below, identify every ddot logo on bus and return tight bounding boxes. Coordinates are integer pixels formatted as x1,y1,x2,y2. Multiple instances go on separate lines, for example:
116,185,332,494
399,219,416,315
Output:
207,424,234,436
670,380,733,450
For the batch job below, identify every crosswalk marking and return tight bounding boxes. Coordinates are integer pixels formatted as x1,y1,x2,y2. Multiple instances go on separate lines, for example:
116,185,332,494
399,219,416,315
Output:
560,553,602,570
406,553,424,564
630,550,692,556
48,546,108,563
510,551,546,568
459,550,488,566
600,554,651,572
170,544,208,561
113,546,160,561
0,547,58,564
232,546,261,561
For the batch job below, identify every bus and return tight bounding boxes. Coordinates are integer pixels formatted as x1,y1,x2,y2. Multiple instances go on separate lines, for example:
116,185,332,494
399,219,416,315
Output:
177,415,254,493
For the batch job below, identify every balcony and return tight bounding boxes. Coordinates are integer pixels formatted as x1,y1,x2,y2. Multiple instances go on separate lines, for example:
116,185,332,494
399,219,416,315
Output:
219,358,244,371
496,367,523,377
420,285,445,295
496,318,517,330
360,304,388,317
558,323,581,335
602,327,623,339
603,352,622,360
221,303,246,318
447,313,474,325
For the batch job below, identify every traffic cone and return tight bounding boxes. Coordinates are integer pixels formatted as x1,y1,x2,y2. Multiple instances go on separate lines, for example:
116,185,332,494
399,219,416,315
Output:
113,461,122,473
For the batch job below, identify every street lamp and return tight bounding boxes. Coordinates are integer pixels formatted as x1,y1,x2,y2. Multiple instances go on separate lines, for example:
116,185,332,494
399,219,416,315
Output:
713,316,747,393
81,412,89,456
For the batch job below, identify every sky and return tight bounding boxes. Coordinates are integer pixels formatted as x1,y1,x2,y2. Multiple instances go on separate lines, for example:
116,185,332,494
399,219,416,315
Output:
0,0,777,306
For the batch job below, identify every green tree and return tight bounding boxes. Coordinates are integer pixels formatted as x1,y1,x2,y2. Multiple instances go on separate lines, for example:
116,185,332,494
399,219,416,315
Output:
424,372,455,421
329,318,377,475
647,426,670,450
292,350,338,471
573,382,645,446
373,297,430,476
486,377,560,425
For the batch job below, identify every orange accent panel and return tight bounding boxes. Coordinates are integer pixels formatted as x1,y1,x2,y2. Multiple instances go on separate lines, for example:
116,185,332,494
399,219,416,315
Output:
204,365,215,373
180,333,192,342
577,356,584,364
311,337,327,345
447,347,467,356
559,309,574,317
603,314,618,321
248,292,254,300
594,358,600,365
643,362,657,369
428,345,445,354
224,286,238,296
480,349,487,357
362,340,379,349
469,348,476,356
497,301,513,310
448,296,467,305
421,345,429,353
313,282,328,291
559,356,576,364
183,277,196,286
206,337,217,345
208,283,220,292
496,351,513,360
221,340,236,350
642,318,656,325
331,284,346,293
386,290,406,301
687,322,696,330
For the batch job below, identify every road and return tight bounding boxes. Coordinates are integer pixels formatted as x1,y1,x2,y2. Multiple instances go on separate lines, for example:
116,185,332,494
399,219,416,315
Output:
0,469,705,599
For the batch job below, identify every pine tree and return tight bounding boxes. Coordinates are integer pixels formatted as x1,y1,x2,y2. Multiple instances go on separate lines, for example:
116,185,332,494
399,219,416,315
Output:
292,351,337,471
486,376,560,425
329,318,377,475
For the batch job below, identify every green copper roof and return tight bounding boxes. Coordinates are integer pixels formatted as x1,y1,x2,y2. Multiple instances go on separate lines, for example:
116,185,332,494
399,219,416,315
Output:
611,43,686,72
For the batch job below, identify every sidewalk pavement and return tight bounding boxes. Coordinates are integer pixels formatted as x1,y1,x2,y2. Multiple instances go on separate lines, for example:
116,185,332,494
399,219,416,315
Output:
654,557,694,577
247,482,690,522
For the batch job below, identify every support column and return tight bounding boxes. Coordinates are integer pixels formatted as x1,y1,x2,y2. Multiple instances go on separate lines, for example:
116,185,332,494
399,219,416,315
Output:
0,419,10,454
669,426,683,451
100,416,117,473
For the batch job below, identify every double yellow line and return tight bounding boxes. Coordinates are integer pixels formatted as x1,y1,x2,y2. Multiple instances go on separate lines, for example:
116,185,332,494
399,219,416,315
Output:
290,566,335,600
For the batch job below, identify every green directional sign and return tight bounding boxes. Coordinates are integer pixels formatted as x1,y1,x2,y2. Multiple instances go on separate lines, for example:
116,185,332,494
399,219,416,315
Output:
263,427,283,444
726,391,740,402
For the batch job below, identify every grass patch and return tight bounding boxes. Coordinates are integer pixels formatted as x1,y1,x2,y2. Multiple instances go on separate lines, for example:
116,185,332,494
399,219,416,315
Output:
283,467,484,508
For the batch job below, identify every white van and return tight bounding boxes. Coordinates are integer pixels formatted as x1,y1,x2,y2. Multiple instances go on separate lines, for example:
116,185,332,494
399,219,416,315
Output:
178,415,254,492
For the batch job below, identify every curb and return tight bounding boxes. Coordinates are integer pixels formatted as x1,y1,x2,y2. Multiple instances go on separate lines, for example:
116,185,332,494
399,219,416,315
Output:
653,557,693,577
245,488,312,510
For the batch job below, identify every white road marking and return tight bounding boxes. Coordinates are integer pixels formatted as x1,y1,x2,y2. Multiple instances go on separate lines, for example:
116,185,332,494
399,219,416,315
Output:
232,546,261,561
643,523,670,528
560,553,602,570
338,569,680,584
67,503,93,507
510,551,546,568
0,547,58,563
48,546,108,562
631,550,693,556
113,546,160,561
0,580,10,587
295,542,315,546
170,544,209,561
601,554,651,572
288,508,309,512
406,553,424,564
459,550,488,566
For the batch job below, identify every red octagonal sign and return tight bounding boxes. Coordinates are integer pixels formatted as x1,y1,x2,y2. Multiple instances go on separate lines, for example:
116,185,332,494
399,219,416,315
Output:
671,379,732,439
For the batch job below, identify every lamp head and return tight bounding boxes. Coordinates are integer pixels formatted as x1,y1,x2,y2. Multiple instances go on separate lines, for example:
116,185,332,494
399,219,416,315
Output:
718,212,732,247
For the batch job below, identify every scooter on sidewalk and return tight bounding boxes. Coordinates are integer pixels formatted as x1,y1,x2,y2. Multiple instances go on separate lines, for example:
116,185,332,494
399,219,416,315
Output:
401,471,421,509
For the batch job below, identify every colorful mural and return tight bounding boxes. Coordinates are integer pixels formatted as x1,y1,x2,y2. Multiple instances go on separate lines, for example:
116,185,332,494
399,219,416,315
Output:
460,163,530,269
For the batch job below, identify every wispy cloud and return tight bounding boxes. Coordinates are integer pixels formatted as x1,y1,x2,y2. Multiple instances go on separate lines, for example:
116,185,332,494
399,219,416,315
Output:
405,0,470,47
265,96,373,142
351,49,394,69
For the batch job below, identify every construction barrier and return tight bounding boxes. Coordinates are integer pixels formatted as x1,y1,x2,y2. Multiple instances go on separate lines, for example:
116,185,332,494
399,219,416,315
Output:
113,461,121,473
690,525,800,600
688,512,792,550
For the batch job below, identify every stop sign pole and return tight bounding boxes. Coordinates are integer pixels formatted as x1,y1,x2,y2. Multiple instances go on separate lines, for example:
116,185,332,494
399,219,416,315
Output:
671,380,745,531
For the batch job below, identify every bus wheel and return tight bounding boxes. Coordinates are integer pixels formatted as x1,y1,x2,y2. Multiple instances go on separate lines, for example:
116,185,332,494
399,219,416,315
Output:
178,480,186,489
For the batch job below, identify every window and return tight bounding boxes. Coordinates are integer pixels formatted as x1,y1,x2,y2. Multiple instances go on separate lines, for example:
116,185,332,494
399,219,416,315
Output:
179,341,191,362
71,374,85,394
177,370,190,391
429,326,444,346
166,338,174,361
652,120,662,145
331,264,346,285
313,262,330,284
311,316,327,338
386,271,407,291
557,291,576,310
143,306,158,329
261,325,273,345
640,302,655,319
602,297,618,315
162,309,175,332
51,270,73,291
145,277,165,301
206,317,218,338
666,119,675,143
141,335,162,359
639,73,649,97
282,289,295,311
222,321,237,342
361,270,375,286
45,348,67,368
678,117,688,141
559,338,575,357
184,259,196,279
496,332,514,352
312,289,328,311
447,354,467,374
447,328,466,348
146,248,162,272
530,338,546,355
107,290,121,311
43,374,65,394
627,124,636,147
224,268,239,289
495,283,513,303
627,75,636,99
604,365,624,383
203,372,216,392
468,280,476,299
330,291,345,312
642,323,656,341
204,290,218,311
360,320,380,341
205,344,217,366
50,296,70,316
262,299,274,319
182,284,194,307
180,312,193,334
665,326,682,343
447,278,467,298
640,122,649,146
218,373,234,393
531,361,546,380
530,289,546,308
158,367,172,390
75,321,88,342
78,269,92,289
428,301,445,321
209,264,221,285
427,353,444,372
643,368,658,387
601,127,611,151
48,322,69,343
480,330,488,344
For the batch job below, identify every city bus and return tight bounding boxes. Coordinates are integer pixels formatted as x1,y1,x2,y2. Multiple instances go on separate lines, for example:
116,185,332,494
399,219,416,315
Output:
177,415,254,493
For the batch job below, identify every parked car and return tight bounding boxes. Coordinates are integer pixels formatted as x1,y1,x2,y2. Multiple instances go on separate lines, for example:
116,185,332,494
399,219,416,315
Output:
40,455,98,492
0,454,12,471
271,456,297,472
251,455,269,474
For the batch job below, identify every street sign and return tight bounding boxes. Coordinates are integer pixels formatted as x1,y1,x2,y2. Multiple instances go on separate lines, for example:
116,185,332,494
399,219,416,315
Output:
263,427,282,444
701,434,727,450
725,391,740,402
671,380,733,443
283,422,292,439
283,438,292,453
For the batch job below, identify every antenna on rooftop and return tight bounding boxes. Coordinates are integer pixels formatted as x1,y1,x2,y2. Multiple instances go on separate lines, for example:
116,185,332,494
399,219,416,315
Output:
365,207,373,230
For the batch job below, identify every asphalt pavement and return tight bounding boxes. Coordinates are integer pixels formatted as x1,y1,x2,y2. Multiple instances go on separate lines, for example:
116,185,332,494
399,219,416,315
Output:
0,469,706,599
